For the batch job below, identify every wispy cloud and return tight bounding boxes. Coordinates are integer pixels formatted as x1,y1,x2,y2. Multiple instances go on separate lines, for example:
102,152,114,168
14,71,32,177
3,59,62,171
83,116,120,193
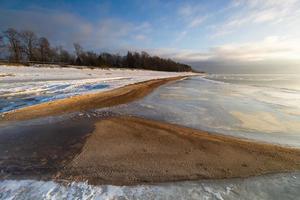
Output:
212,0,300,37
176,3,207,41
178,4,207,28
188,16,207,28
151,35,300,62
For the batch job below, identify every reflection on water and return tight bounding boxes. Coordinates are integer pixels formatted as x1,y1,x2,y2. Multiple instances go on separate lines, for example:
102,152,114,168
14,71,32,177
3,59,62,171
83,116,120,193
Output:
106,76,300,147
0,173,299,200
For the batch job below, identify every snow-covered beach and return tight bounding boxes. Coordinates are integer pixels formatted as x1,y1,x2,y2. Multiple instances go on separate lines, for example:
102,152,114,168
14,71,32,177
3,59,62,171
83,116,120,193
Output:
0,65,194,113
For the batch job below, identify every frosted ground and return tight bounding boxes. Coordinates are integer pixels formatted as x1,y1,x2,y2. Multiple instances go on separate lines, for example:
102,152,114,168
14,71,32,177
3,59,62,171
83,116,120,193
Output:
1,173,299,200
0,65,193,113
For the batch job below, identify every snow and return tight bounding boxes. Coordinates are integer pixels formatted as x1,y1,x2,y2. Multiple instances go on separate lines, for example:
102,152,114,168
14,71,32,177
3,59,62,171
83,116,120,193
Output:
0,65,194,113
0,172,300,200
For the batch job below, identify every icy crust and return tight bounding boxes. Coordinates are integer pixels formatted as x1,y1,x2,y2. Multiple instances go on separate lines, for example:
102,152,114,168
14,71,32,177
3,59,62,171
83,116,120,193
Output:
0,65,194,113
0,173,299,200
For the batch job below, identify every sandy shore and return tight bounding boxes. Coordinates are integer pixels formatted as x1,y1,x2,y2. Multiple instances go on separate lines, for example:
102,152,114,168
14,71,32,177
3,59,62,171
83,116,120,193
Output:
61,116,300,185
1,115,299,185
1,76,188,121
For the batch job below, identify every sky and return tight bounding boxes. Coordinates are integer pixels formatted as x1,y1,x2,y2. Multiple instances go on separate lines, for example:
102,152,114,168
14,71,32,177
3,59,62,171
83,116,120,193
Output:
1,0,300,73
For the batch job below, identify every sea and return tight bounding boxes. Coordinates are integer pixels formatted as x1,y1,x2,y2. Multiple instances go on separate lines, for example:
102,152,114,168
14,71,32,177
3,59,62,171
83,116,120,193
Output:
1,73,300,199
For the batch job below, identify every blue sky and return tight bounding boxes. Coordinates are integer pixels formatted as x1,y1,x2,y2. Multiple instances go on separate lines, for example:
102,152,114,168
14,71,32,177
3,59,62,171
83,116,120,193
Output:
1,0,300,72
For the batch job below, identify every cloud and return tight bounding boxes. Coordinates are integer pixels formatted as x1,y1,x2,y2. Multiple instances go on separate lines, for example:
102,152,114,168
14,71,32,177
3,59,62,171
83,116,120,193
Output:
212,0,300,37
178,4,207,28
174,31,187,43
134,34,148,41
178,4,195,17
0,7,150,50
174,3,208,42
149,36,300,63
188,16,207,28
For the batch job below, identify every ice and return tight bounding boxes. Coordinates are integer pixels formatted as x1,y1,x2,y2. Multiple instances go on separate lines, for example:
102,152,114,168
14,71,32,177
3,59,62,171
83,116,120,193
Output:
0,65,194,113
0,172,299,200
107,76,300,147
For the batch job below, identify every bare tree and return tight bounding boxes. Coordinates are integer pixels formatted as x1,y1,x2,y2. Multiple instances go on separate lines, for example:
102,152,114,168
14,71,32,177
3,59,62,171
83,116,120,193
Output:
3,28,22,62
73,43,83,57
38,37,51,62
0,34,5,58
57,46,73,63
20,30,38,61
73,43,85,65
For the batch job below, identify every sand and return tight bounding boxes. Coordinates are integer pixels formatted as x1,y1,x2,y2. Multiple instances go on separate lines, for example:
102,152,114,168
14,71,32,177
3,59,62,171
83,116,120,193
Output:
1,114,300,185
60,116,300,185
1,76,188,121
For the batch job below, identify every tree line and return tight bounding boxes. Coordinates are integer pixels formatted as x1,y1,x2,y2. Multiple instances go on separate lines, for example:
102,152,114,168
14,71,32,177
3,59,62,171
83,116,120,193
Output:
0,28,192,72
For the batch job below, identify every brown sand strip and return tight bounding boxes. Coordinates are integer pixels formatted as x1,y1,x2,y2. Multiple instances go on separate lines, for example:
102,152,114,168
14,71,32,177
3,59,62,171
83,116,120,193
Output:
1,76,188,121
61,116,300,185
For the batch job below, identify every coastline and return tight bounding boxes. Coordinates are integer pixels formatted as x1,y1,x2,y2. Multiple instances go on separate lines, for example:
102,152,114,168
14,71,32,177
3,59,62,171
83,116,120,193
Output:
1,75,190,121
0,73,299,186
61,116,300,185
1,115,299,185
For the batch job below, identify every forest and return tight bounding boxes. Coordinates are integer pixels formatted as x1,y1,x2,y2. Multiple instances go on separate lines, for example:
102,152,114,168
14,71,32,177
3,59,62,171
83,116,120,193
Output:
0,28,192,72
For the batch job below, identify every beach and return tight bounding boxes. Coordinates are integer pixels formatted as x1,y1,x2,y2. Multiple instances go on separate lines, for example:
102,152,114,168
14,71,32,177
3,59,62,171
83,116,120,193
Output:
0,65,300,200
1,113,300,185
0,66,300,186
63,116,300,185
1,75,189,121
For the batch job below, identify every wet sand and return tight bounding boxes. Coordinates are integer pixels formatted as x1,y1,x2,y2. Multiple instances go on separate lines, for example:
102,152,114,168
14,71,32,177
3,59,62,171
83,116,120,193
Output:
0,117,95,180
1,115,299,185
61,116,300,185
1,76,189,121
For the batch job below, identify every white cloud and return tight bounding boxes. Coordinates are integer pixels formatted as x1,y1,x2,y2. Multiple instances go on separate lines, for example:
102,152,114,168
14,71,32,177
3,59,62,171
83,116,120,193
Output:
178,4,207,28
188,16,206,28
150,36,300,62
178,4,195,17
134,34,147,41
212,0,300,37
174,31,187,42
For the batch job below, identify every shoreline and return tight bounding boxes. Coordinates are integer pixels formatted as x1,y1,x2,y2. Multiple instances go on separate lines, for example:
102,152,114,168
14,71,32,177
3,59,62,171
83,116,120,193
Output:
1,75,191,121
61,116,300,185
0,73,299,186
1,115,299,186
